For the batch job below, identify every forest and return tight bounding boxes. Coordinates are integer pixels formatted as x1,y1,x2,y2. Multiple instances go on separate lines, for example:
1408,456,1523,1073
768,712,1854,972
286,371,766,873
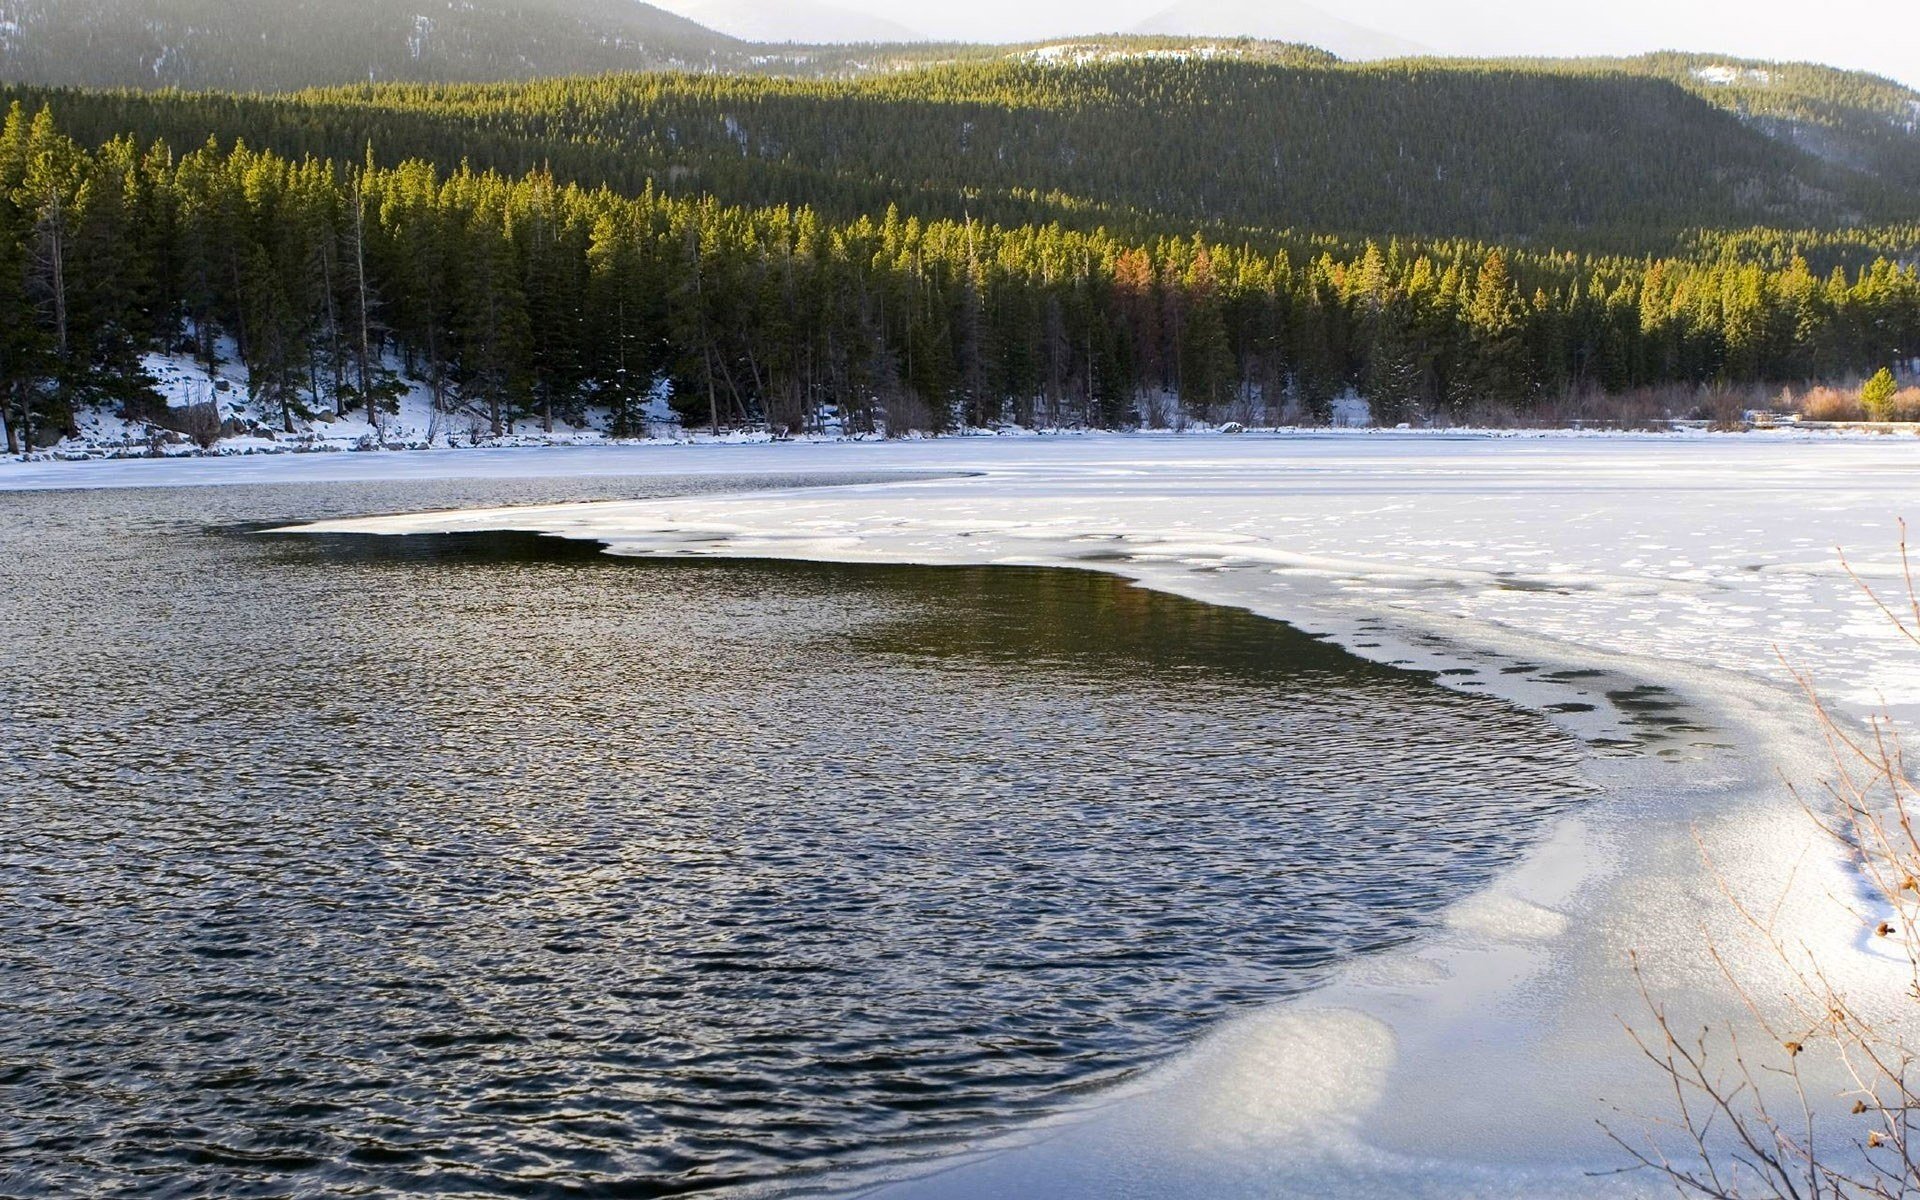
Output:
8,55,1917,247
0,0,750,92
3,93,1918,451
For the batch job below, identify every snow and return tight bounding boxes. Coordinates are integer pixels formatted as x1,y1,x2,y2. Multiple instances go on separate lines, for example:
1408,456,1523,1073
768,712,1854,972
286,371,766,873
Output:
1693,64,1775,86
1129,0,1432,61
406,14,431,61
1022,41,1240,65
14,433,1920,1194
32,348,690,459
1327,389,1371,426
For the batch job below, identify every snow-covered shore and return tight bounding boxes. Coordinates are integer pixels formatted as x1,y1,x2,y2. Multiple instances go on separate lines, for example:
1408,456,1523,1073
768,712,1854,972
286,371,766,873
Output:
7,421,1920,490
17,434,1920,1195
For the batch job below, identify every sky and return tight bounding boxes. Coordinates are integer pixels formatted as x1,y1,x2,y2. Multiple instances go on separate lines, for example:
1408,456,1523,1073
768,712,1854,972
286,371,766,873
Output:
773,0,1920,89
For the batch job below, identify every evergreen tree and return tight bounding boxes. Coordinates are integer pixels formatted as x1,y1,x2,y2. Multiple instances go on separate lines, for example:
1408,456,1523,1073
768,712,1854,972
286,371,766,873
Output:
1863,367,1899,421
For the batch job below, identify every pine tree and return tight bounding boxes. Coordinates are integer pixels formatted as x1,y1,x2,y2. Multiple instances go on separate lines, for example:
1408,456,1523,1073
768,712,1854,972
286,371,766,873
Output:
1863,367,1899,421
0,105,50,452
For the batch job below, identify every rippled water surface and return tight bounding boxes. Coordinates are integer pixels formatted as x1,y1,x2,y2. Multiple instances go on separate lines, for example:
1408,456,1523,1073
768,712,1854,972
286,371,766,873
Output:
0,473,1594,1198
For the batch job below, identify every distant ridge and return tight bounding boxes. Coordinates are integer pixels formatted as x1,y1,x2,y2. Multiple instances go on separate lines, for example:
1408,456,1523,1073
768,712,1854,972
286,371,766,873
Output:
1130,0,1429,61
10,51,1915,243
0,0,746,91
659,0,926,45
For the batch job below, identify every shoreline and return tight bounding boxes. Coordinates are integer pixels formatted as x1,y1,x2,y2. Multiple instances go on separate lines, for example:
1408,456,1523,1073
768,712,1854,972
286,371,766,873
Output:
7,422,1920,489
841,589,1837,1197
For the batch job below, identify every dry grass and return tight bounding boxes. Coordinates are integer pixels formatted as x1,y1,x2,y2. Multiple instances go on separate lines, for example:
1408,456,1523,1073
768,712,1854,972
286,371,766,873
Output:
1801,387,1868,423
1788,384,1920,424
1450,383,1712,430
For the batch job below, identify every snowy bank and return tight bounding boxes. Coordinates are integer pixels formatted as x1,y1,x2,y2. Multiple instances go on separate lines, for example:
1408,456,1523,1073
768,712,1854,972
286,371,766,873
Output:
21,434,1920,1195
21,346,1920,465
8,421,1920,490
32,347,693,460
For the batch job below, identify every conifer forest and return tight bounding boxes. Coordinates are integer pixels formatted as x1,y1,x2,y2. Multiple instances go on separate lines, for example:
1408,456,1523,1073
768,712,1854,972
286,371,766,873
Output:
2,51,1919,448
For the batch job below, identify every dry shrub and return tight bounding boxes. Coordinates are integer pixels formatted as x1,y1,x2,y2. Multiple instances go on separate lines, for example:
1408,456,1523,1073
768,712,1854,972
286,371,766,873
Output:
1612,529,1920,1196
1700,388,1751,428
1139,388,1177,429
1531,382,1677,430
1454,398,1527,428
163,400,224,449
1892,389,1920,424
1802,386,1867,423
880,390,939,436
1384,380,1911,430
1213,389,1279,430
1452,384,1690,430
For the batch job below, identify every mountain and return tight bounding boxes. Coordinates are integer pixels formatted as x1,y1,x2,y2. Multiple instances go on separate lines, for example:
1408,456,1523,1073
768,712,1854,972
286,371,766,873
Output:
0,0,747,91
1604,53,1920,193
2,39,1917,450
1130,0,1428,62
0,0,1914,242
660,0,925,44
12,55,1916,246
1431,52,1920,194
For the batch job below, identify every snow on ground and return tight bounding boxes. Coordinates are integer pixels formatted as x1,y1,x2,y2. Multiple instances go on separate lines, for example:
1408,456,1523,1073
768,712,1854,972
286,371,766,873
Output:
37,348,690,458
26,345,1920,463
1692,64,1775,86
15,433,1920,1195
1021,41,1239,65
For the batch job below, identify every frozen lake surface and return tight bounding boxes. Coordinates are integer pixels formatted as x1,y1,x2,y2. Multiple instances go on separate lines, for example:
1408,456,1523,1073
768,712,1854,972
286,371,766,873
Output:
11,432,1920,1195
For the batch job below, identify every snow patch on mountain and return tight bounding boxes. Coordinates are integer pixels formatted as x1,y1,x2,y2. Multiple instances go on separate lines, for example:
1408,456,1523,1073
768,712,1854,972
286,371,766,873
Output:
1023,41,1243,66
1130,0,1428,61
1693,63,1775,86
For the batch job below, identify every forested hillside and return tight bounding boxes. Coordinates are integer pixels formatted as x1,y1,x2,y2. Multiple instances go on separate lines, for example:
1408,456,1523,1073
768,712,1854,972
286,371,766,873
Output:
5,0,1916,211
1486,53,1920,195
6,56,1915,247
3,103,1916,456
0,0,749,91
4,33,1920,453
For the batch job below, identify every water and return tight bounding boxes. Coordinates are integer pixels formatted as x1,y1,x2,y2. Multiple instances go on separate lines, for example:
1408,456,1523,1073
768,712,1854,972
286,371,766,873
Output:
0,474,1595,1198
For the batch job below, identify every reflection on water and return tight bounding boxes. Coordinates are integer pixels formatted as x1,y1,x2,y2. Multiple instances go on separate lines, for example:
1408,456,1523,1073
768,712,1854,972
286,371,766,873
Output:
0,476,1593,1197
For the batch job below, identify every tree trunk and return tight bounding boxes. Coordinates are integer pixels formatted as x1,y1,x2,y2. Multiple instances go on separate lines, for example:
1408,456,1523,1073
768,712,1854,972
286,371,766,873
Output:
704,343,719,434
425,325,443,446
319,237,341,417
48,204,68,367
15,380,33,456
228,254,249,364
693,246,719,432
353,188,379,442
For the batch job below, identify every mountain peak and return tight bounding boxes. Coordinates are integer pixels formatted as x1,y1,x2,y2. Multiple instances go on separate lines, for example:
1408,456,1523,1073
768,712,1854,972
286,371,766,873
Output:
655,0,925,45
1130,0,1429,61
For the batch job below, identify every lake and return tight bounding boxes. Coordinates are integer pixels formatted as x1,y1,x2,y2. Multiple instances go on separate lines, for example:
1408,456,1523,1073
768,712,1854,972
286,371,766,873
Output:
0,473,1593,1197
